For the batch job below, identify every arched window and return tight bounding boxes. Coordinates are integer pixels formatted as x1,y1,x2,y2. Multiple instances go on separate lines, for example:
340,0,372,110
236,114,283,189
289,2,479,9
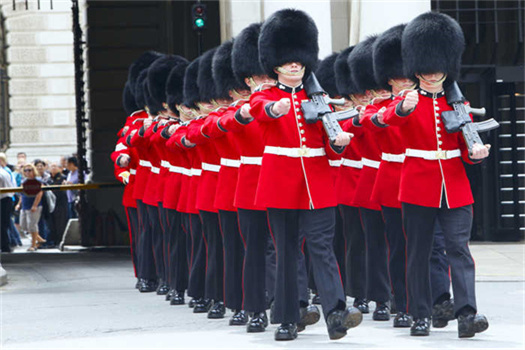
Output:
0,11,8,151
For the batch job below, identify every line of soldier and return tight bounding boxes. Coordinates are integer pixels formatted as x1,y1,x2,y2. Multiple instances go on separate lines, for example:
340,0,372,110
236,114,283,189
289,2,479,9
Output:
111,9,490,341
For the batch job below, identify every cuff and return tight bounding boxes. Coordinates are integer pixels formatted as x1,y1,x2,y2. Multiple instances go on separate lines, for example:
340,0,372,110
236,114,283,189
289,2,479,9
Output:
153,123,159,133
181,136,196,148
329,143,345,154
352,116,362,127
217,118,228,132
395,101,412,117
265,102,284,119
116,155,124,167
371,114,389,128
138,126,146,137
235,109,253,125
160,127,171,139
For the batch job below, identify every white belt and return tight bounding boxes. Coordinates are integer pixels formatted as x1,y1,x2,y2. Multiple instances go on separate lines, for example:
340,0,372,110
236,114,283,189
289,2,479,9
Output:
160,160,171,168
191,168,202,176
405,148,461,160
341,158,363,169
201,162,221,172
381,153,406,163
264,146,326,158
130,168,136,175
139,160,152,167
329,160,342,167
220,158,241,168
169,166,191,176
361,157,381,169
240,156,263,166
151,166,160,174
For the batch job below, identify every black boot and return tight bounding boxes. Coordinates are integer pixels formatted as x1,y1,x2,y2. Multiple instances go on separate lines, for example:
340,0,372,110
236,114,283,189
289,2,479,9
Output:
432,299,455,328
230,310,248,325
353,298,369,314
458,314,489,338
269,300,277,324
326,306,363,340
208,300,226,319
156,280,170,295
410,318,430,336
170,291,185,305
166,289,175,301
138,279,158,293
393,312,413,328
297,304,321,332
274,323,298,341
247,311,268,333
373,302,390,321
188,298,197,308
193,298,211,313
135,279,140,289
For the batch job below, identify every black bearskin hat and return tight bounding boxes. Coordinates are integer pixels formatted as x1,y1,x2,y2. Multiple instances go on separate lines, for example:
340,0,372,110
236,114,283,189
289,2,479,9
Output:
258,9,319,79
198,48,218,102
315,53,339,97
166,60,189,114
143,78,162,115
348,35,379,93
128,51,163,88
373,24,407,91
212,40,247,100
334,46,356,97
402,12,465,81
232,22,265,85
183,57,202,109
122,81,138,116
148,55,188,108
134,70,148,109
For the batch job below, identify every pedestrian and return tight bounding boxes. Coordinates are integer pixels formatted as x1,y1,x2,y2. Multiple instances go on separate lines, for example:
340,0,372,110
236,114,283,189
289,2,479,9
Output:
49,162,68,247
16,163,46,251
64,156,80,219
0,163,15,253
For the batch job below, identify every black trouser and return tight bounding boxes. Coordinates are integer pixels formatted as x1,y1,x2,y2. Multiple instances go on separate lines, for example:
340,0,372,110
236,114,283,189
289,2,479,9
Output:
200,210,224,301
333,209,346,290
219,210,245,310
145,204,164,281
268,207,346,323
339,205,366,299
136,200,157,280
360,208,390,303
403,202,476,319
265,232,277,307
50,193,68,246
430,221,451,304
238,208,273,312
381,206,407,312
166,209,187,292
125,207,140,278
298,229,310,305
1,197,12,252
186,213,206,299
158,203,170,284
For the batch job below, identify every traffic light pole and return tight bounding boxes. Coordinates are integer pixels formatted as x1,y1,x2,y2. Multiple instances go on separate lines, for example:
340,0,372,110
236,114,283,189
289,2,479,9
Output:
197,31,203,56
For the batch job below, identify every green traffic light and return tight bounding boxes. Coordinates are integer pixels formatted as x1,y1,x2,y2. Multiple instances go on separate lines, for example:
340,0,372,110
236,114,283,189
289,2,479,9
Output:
195,18,205,28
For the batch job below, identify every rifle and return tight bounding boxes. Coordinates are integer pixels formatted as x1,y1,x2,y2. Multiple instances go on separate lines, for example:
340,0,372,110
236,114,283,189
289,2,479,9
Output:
301,73,359,142
441,82,499,154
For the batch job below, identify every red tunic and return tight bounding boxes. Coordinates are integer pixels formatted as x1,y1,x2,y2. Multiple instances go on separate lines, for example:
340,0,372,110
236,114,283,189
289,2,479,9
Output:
334,140,362,207
250,83,343,210
139,122,161,207
201,103,248,212
345,99,393,211
186,115,223,213
161,122,183,211
383,90,477,208
219,101,266,211
365,96,406,209
126,112,151,202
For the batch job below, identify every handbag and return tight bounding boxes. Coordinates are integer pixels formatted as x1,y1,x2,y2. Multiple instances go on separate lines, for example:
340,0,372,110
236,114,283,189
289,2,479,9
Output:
45,190,57,213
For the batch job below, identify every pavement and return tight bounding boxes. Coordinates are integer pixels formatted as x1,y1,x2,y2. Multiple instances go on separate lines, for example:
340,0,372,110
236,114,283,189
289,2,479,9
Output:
1,242,524,349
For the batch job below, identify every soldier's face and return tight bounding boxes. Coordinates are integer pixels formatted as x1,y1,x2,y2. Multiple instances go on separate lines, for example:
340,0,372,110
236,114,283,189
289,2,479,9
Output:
281,62,303,73
251,75,275,87
389,78,416,90
418,72,446,84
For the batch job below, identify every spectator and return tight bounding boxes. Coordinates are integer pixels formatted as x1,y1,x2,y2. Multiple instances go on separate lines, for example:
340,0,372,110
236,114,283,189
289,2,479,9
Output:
0,164,15,253
34,159,52,244
17,152,26,164
49,162,68,247
15,163,46,252
60,156,70,177
0,153,22,248
65,156,79,219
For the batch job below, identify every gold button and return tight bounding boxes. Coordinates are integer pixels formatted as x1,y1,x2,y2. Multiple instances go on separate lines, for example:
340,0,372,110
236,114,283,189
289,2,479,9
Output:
437,134,441,138
438,141,443,145
299,123,303,127
301,130,305,134
434,100,438,104
435,107,440,110
437,127,441,131
302,137,306,142
297,115,302,119
294,101,299,105
296,108,300,112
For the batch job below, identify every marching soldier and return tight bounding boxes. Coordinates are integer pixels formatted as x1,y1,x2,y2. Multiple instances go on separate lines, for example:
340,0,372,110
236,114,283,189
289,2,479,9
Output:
382,12,490,338
251,9,362,341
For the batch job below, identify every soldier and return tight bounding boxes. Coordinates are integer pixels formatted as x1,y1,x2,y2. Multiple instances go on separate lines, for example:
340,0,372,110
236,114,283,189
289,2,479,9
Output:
333,46,369,313
382,12,490,338
251,9,362,341
345,36,392,321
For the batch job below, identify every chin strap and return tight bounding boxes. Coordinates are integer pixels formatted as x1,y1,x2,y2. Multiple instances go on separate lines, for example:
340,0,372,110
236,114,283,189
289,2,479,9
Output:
417,73,447,86
231,89,250,100
389,79,417,91
275,66,305,76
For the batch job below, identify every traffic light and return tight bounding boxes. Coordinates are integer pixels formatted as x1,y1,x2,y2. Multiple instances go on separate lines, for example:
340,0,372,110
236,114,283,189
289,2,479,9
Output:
192,2,207,31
